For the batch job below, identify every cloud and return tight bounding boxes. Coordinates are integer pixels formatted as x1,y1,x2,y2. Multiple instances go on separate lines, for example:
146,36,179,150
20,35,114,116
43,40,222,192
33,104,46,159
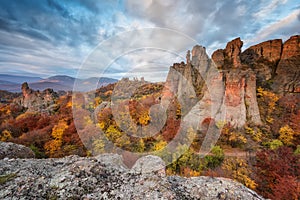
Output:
0,0,298,81
245,9,300,46
253,0,288,19
124,0,266,53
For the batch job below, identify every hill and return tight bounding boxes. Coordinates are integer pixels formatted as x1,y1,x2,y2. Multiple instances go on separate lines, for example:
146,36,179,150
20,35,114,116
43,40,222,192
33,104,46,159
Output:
0,74,118,92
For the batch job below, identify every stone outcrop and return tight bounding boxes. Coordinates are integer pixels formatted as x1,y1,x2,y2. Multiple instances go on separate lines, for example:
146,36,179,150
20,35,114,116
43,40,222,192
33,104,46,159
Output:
241,39,282,63
13,82,58,113
240,35,300,95
241,39,283,87
0,142,35,159
224,37,243,68
273,35,300,94
0,153,264,199
212,38,243,69
222,70,255,127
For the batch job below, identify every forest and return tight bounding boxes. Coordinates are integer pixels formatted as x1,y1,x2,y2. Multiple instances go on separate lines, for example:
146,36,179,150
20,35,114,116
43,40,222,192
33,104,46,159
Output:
0,79,299,199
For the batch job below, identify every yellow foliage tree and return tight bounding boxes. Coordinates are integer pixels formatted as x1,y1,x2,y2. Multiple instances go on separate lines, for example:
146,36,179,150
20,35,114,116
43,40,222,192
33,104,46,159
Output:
105,125,122,141
228,131,247,147
133,138,145,153
44,120,68,157
245,126,262,142
138,111,151,126
257,87,279,124
279,125,296,146
152,139,167,151
222,158,257,190
0,129,12,142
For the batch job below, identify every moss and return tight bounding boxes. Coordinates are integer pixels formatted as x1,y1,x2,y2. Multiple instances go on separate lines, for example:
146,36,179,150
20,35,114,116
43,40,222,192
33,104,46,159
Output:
0,173,17,184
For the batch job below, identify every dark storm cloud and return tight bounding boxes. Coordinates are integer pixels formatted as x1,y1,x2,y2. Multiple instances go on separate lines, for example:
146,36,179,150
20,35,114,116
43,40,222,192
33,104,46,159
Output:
0,0,112,47
0,0,124,77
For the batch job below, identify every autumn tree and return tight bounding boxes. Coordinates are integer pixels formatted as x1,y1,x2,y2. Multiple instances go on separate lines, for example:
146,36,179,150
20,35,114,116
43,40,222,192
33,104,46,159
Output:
279,125,297,146
0,129,12,141
257,87,279,124
222,158,257,190
255,146,300,199
44,120,68,157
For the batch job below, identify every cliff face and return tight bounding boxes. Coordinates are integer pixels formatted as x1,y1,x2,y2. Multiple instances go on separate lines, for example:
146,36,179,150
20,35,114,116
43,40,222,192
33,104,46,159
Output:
166,35,299,128
273,35,300,94
240,39,282,87
0,142,264,200
241,35,300,94
212,37,262,127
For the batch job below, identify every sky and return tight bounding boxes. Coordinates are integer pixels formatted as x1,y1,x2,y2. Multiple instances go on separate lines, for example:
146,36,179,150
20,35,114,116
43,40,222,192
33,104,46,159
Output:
0,0,299,81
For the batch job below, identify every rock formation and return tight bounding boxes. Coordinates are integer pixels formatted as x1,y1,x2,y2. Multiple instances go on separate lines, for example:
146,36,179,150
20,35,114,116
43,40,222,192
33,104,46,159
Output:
241,39,282,87
241,35,300,95
166,42,260,128
273,35,300,94
0,141,35,159
166,35,299,128
224,37,243,68
0,147,264,199
14,82,58,113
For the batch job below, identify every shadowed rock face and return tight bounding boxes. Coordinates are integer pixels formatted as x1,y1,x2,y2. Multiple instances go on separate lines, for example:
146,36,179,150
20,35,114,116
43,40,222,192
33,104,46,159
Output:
241,39,283,64
240,35,300,95
0,145,264,199
273,35,300,94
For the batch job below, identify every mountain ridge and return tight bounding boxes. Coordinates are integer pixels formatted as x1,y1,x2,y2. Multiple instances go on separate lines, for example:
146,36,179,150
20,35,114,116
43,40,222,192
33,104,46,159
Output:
0,74,118,92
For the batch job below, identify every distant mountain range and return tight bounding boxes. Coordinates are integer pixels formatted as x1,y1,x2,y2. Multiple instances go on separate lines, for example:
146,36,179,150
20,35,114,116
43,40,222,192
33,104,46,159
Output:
0,74,118,92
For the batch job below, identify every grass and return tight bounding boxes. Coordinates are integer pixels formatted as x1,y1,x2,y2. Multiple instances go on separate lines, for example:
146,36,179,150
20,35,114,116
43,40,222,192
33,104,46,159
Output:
0,173,17,184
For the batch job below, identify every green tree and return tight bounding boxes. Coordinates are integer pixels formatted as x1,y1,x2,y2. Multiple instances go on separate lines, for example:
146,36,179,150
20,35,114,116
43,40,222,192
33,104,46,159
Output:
266,139,283,150
204,146,224,169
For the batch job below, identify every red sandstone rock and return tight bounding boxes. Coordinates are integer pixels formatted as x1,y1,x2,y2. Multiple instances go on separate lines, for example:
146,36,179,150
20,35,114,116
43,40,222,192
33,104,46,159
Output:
224,37,243,68
273,35,300,94
241,39,283,63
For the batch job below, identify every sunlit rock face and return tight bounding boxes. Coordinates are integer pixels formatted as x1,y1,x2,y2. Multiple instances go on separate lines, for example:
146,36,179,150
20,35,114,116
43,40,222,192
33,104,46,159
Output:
166,35,299,128
166,39,262,128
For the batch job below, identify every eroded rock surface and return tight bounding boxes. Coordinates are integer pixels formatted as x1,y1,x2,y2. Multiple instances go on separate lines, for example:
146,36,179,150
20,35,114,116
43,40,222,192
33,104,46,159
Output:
273,35,300,94
0,142,35,159
0,153,264,200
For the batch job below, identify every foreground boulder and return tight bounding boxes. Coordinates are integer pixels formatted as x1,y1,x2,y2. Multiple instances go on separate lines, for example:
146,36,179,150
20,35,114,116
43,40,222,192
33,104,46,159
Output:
0,142,35,159
0,154,264,199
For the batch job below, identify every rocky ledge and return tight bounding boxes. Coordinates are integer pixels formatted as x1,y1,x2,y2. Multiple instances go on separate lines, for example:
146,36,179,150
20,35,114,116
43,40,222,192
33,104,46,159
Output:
0,153,264,199
0,142,35,159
